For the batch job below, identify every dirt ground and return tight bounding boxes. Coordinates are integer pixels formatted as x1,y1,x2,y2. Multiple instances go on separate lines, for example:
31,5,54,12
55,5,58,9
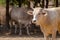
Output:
0,37,60,40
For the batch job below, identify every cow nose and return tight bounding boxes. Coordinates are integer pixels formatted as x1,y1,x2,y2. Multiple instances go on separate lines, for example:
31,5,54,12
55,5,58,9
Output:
33,20,36,22
32,20,36,23
32,18,36,23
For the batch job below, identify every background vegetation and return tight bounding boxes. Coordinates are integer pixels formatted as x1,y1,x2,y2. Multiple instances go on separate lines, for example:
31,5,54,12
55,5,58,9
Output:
0,0,60,7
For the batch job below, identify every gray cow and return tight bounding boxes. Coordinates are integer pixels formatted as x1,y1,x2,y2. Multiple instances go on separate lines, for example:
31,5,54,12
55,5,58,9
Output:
9,7,33,35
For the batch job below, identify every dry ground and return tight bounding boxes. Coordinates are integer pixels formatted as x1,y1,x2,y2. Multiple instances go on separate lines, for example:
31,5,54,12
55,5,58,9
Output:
0,37,60,40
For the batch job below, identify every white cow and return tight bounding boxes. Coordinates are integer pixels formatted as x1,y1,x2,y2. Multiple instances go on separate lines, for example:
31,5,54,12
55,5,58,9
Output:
27,7,60,40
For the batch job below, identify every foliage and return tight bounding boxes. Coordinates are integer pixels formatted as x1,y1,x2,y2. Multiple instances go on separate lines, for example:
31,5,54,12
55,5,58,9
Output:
0,0,6,6
0,0,60,7
9,0,30,7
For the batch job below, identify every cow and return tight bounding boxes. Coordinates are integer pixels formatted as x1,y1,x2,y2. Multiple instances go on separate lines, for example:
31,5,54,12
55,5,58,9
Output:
27,7,60,40
10,7,33,35
0,6,10,34
0,6,12,27
0,6,6,26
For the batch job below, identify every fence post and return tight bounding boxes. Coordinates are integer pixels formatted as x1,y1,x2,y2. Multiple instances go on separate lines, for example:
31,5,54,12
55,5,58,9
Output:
42,0,44,8
56,0,58,7
6,0,10,30
18,0,22,7
11,0,14,6
46,0,49,8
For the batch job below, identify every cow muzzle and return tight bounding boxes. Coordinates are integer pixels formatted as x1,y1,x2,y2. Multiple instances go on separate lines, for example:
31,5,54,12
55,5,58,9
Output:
33,20,36,22
32,19,36,23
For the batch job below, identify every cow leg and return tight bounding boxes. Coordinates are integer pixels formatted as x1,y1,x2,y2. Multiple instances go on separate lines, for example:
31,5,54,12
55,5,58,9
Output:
19,24,22,36
9,20,17,34
11,21,16,34
52,30,57,40
52,23,57,40
15,24,17,34
44,33,49,40
26,24,30,35
9,20,13,34
26,26,30,35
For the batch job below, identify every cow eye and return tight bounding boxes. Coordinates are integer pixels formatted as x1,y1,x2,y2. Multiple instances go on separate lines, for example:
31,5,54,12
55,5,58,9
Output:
42,13,46,15
38,13,40,15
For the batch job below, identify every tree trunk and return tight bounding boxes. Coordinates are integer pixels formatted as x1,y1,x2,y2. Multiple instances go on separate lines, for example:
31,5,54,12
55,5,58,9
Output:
42,0,44,8
18,0,22,7
46,0,49,8
56,0,58,7
34,0,41,8
6,0,10,30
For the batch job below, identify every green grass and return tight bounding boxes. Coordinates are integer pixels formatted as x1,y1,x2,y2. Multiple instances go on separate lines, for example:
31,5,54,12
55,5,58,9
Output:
0,0,5,6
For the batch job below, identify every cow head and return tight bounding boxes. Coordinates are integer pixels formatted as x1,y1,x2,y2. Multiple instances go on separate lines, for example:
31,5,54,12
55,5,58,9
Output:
32,8,48,22
27,7,48,23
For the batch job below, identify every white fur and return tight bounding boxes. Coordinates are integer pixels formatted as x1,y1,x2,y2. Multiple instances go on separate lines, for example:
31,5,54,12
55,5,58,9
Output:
32,7,42,21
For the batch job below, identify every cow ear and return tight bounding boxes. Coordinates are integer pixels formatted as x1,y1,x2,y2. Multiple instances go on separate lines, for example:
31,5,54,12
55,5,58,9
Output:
42,10,48,16
27,11,33,15
43,12,47,16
